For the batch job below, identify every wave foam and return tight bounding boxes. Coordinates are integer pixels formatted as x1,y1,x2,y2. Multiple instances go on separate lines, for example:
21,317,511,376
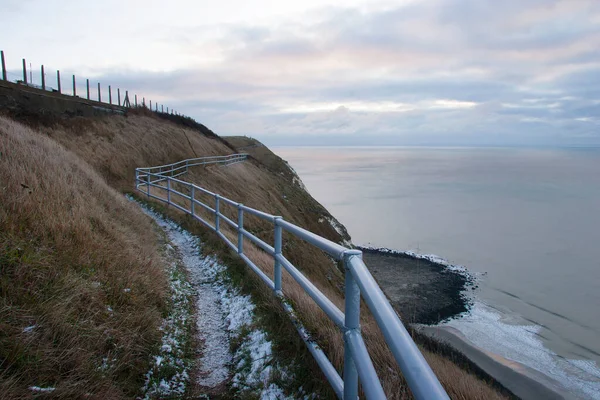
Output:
442,303,600,399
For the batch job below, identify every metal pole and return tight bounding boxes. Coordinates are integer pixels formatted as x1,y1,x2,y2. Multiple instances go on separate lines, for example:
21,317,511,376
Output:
86,79,90,99
117,88,121,106
167,178,171,205
41,65,45,90
146,173,150,197
161,105,164,113
150,100,152,111
57,70,61,94
237,205,244,254
215,195,220,232
135,94,138,107
22,58,27,84
166,106,168,113
343,252,361,400
97,82,101,102
108,85,112,104
274,218,283,293
143,97,145,108
190,186,195,215
0,51,6,81
72,75,76,96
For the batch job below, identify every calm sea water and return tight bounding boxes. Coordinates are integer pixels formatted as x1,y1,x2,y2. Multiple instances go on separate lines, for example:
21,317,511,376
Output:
273,146,600,398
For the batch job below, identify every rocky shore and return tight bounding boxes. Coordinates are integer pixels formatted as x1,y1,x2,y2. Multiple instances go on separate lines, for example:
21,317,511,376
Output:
359,246,475,325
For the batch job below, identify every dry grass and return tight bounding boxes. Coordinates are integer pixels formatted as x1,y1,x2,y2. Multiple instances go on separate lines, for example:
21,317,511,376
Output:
0,116,168,398
35,111,234,192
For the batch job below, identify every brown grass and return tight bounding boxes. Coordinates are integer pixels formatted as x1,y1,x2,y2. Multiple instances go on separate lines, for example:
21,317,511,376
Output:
0,116,167,398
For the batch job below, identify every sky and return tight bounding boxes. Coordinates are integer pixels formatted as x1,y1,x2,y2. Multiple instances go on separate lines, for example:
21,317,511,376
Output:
1,0,599,146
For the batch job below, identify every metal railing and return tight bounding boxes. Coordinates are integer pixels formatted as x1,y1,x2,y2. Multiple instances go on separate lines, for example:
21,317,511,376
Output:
134,154,449,400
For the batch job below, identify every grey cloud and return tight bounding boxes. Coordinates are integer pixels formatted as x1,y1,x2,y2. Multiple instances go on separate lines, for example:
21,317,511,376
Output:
86,0,600,145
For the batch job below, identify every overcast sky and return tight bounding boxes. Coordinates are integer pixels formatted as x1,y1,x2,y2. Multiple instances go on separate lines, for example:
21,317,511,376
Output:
1,0,599,146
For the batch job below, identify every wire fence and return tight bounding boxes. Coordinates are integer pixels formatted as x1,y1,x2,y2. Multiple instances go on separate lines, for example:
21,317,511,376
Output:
0,50,182,116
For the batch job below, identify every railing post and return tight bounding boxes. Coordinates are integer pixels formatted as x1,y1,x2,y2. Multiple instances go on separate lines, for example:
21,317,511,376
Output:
57,70,61,94
118,88,121,106
274,217,283,294
237,204,244,254
215,194,220,232
190,186,195,216
135,169,139,190
146,172,150,197
167,178,171,205
109,85,112,104
72,75,76,96
1,51,6,81
41,65,45,90
86,79,90,99
97,82,101,102
343,250,362,400
22,58,27,84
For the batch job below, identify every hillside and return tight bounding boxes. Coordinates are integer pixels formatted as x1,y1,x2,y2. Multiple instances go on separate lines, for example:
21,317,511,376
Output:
0,85,509,399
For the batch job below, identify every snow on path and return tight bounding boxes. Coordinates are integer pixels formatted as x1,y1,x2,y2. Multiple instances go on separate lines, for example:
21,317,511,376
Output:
132,197,294,399
136,202,232,389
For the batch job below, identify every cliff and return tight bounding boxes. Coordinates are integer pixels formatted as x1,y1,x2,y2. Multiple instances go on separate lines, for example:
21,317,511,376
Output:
0,82,508,399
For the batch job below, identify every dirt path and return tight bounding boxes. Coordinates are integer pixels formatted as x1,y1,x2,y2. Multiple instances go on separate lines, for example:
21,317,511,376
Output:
133,199,293,399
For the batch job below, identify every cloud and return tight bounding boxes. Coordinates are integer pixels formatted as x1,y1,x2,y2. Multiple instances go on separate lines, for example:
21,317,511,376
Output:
32,0,600,145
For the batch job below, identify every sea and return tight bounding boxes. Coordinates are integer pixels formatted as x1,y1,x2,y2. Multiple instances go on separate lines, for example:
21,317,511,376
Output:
273,146,600,399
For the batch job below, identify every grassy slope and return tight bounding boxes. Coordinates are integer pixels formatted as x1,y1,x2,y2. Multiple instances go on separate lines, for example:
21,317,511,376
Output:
0,116,167,398
0,100,509,399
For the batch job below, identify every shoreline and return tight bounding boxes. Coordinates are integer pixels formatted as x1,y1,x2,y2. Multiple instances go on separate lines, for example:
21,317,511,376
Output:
418,325,569,400
360,246,574,399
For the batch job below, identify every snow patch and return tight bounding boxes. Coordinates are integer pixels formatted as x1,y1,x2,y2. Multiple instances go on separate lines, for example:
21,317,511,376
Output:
131,196,294,399
29,386,55,393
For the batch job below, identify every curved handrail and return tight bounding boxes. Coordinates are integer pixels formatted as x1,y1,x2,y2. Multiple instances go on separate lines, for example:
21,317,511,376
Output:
134,155,449,400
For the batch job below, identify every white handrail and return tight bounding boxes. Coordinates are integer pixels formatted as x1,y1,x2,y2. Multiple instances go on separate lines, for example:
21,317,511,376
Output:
134,155,449,400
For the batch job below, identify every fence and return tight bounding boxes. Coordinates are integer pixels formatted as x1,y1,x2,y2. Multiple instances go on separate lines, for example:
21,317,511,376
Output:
135,154,449,400
0,50,181,116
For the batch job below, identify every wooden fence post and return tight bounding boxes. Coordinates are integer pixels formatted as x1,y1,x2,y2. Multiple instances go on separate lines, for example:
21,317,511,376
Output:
109,85,112,104
41,65,45,90
150,100,152,111
57,70,61,93
161,105,164,113
72,75,76,96
1,51,6,81
86,79,90,99
22,58,27,84
98,82,101,102
117,88,121,106
143,97,145,108
135,94,138,107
